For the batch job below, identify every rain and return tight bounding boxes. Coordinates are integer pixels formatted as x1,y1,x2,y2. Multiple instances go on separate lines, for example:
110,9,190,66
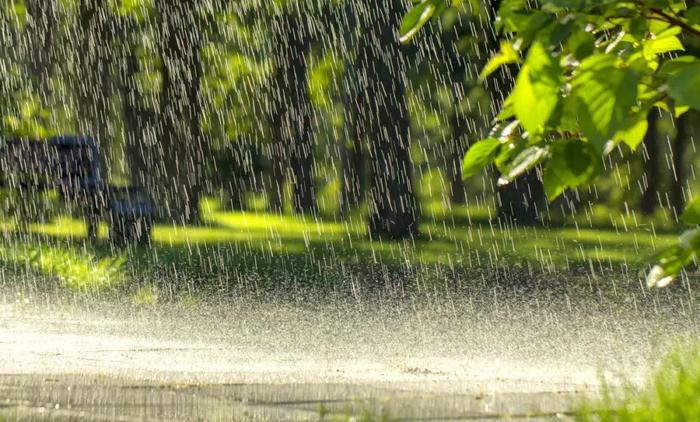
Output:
0,0,699,420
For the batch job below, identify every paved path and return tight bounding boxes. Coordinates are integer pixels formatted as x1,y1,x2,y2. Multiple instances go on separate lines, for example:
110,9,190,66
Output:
0,374,583,421
1,290,697,420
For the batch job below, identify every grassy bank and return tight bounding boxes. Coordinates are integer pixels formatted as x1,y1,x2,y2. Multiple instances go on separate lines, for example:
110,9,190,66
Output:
0,200,682,294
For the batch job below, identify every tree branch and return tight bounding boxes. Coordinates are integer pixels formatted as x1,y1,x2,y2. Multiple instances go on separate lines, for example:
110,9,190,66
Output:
649,8,700,39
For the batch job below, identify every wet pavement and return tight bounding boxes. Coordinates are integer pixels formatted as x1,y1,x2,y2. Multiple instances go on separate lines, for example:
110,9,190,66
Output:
1,285,698,420
0,374,583,421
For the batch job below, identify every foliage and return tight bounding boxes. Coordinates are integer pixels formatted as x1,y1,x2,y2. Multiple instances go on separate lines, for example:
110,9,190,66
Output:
1,95,55,139
403,0,700,286
576,343,700,422
0,242,125,291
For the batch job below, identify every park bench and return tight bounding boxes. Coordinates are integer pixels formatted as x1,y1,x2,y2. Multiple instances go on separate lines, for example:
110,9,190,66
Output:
0,135,153,245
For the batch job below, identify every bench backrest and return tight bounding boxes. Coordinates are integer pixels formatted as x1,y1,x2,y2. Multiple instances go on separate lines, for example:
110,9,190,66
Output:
0,136,103,195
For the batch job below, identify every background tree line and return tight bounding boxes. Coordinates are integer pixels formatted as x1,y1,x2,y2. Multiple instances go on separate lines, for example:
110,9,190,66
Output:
1,0,698,240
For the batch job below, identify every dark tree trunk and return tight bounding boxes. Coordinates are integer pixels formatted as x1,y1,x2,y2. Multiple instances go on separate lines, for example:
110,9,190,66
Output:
640,109,660,216
24,0,58,102
356,0,418,239
288,56,316,215
496,170,544,224
267,134,286,214
75,0,114,175
337,2,366,220
269,13,317,215
154,0,206,225
340,135,365,219
340,66,366,219
119,31,154,192
448,85,469,205
670,112,692,218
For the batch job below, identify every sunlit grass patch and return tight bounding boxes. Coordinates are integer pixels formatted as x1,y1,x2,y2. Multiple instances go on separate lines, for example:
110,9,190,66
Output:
576,343,700,421
0,242,125,291
0,201,687,293
207,209,363,238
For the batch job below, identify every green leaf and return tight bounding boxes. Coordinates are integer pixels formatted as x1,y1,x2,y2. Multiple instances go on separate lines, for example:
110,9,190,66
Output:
512,42,563,135
566,29,595,60
687,6,700,25
518,12,556,44
543,164,566,198
674,105,690,118
614,113,648,150
496,95,516,121
543,139,600,199
461,138,501,181
571,54,639,151
681,196,700,225
659,55,698,76
541,0,619,11
494,136,527,172
497,0,529,32
399,0,441,44
480,41,519,80
666,61,700,111
497,146,548,185
643,34,684,59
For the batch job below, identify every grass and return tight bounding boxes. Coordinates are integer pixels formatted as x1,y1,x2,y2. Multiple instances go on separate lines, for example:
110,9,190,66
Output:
0,241,124,291
0,198,683,294
576,343,700,421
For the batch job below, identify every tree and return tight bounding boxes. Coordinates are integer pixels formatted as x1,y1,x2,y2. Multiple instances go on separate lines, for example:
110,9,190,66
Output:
338,2,367,218
670,111,694,218
402,0,700,285
268,9,317,215
117,11,156,196
640,109,660,216
339,66,367,218
154,0,208,224
356,0,419,239
24,0,58,103
74,0,117,178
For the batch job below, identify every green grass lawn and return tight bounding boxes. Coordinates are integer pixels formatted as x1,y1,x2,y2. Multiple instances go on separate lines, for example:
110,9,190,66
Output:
0,199,682,293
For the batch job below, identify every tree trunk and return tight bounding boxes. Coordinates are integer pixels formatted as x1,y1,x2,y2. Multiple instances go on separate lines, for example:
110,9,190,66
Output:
640,109,660,216
448,84,469,205
267,133,286,214
119,31,154,192
24,0,58,103
670,112,692,218
155,0,206,225
288,66,317,216
75,0,114,176
269,12,317,216
340,135,365,219
340,65,366,219
496,170,544,224
357,0,418,239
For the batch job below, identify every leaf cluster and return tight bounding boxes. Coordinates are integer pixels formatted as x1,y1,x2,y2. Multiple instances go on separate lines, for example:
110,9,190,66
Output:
403,0,700,285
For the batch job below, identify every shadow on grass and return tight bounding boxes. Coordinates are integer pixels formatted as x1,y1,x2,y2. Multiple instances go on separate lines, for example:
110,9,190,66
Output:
0,204,683,295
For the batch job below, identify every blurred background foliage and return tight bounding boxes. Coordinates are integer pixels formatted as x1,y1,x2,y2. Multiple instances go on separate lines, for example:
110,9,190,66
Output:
0,0,697,291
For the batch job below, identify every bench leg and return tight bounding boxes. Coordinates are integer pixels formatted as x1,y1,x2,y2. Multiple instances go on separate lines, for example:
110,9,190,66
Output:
86,213,99,242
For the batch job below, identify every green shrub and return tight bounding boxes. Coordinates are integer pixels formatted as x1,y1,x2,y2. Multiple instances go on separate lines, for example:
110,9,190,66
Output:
577,344,700,422
0,243,125,291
